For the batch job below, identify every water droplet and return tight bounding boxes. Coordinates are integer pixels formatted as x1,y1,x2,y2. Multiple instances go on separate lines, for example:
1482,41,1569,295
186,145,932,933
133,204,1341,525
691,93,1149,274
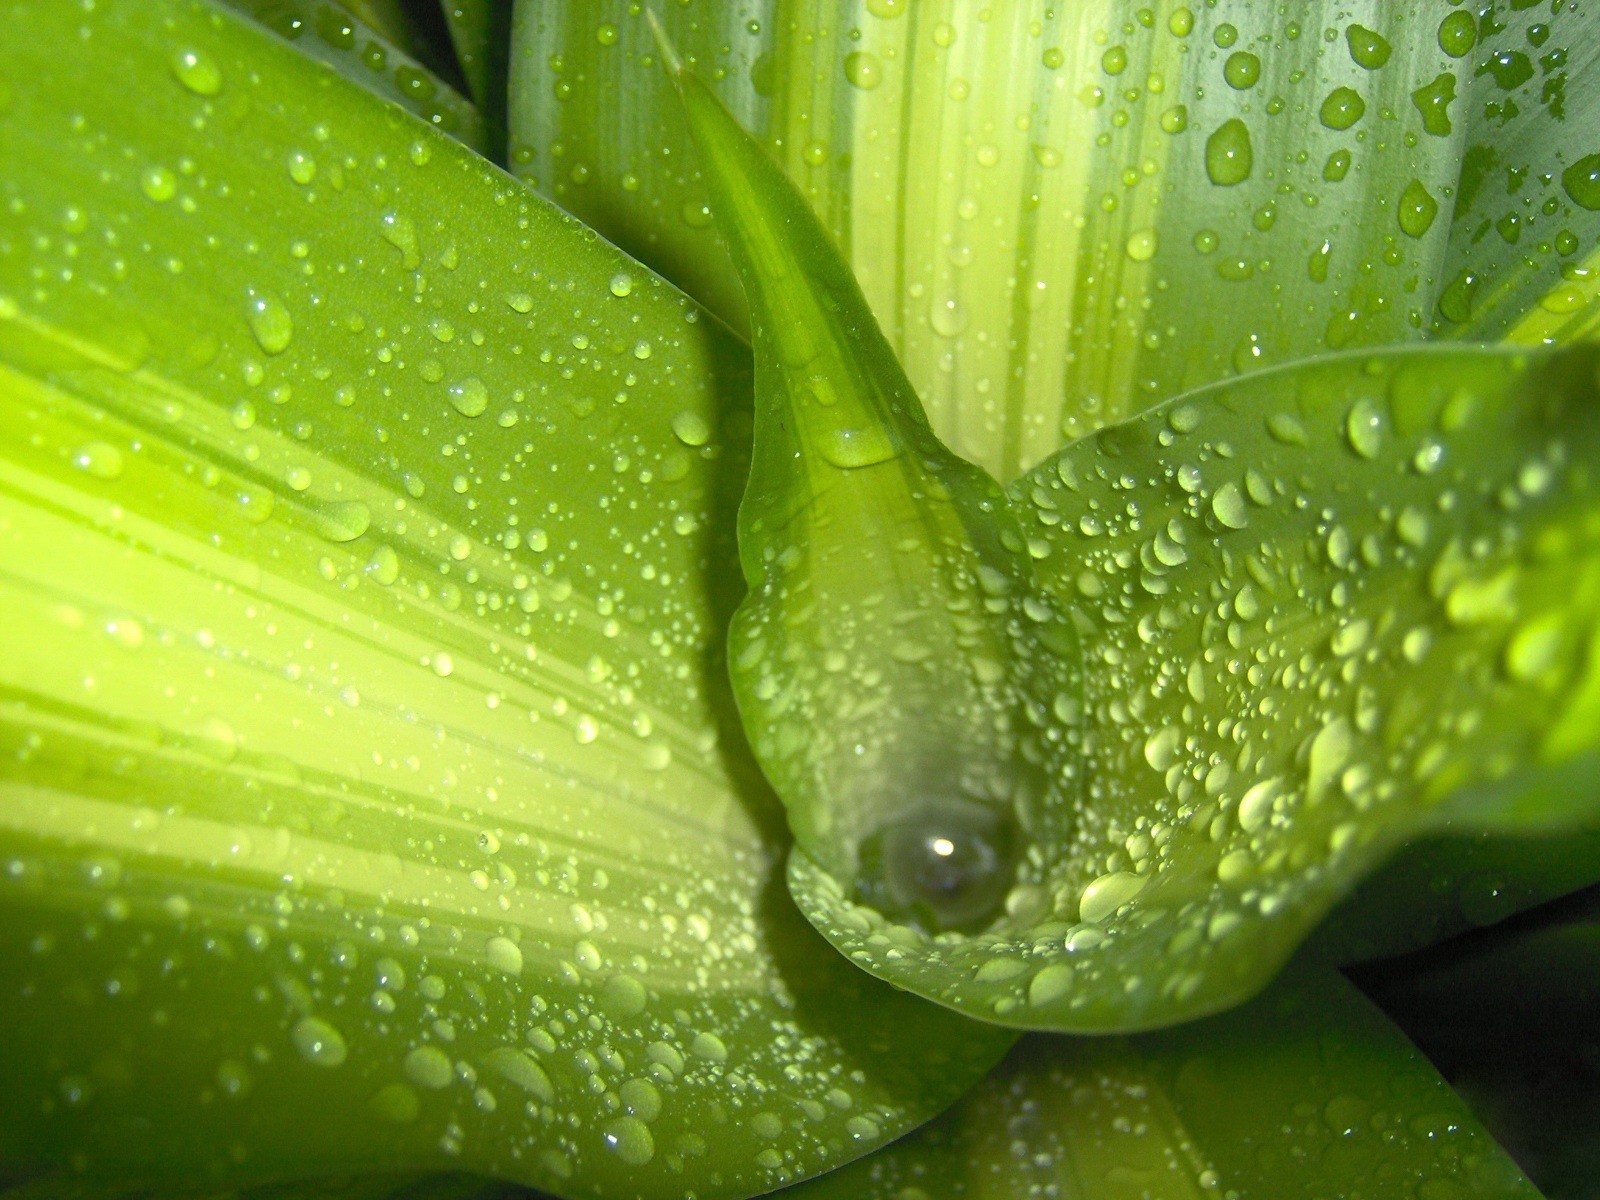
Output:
1398,179,1439,237
1346,24,1391,70
448,377,489,417
1223,51,1260,90
1027,963,1074,1006
608,271,633,297
1205,118,1252,186
671,410,711,447
314,500,371,543
404,1045,454,1089
859,799,1017,931
1412,73,1457,137
244,289,293,354
690,1031,728,1061
844,50,882,90
381,212,421,269
822,425,896,469
1125,229,1158,261
485,934,523,976
1319,86,1366,130
601,974,648,1017
929,295,968,337
484,1046,554,1100
1210,481,1249,529
1237,779,1278,832
71,441,125,479
291,1016,347,1067
1345,397,1386,458
370,1083,420,1123
171,48,223,95
603,1117,655,1165
140,165,177,202
1078,871,1145,924
286,150,316,185
1437,10,1477,58
1562,154,1600,211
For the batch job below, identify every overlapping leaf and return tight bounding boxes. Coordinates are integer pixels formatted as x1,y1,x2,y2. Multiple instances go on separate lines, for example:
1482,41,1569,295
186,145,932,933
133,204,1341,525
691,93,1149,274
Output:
0,3,1013,1196
654,3,1600,1033
509,0,1600,481
790,344,1600,1030
223,0,488,152
782,969,1542,1199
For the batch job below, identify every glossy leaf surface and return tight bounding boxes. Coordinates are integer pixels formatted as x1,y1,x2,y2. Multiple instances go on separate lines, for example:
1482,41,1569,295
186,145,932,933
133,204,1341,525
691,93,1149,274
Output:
0,3,1012,1196
509,0,1600,480
792,345,1600,1030
785,969,1541,1199
664,57,1081,939
223,0,488,152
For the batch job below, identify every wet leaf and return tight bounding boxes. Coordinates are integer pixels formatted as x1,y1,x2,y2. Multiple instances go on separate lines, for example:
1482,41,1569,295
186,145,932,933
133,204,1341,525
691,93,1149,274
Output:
0,3,1012,1195
222,0,488,152
793,345,1600,1030
508,1,1600,480
783,969,1542,1199
440,0,512,116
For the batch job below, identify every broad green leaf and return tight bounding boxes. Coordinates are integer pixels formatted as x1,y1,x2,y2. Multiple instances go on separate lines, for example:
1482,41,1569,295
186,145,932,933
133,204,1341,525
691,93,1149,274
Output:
222,0,489,153
0,3,1013,1196
509,1,1600,481
782,969,1542,1199
790,345,1600,1031
440,0,512,116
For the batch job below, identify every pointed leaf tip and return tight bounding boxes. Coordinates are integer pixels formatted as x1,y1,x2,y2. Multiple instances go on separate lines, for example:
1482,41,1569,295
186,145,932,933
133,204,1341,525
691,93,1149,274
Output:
668,63,1086,943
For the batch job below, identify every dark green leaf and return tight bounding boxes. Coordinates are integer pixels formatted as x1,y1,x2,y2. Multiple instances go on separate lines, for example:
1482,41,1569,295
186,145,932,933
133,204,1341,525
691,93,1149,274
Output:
783,969,1542,1199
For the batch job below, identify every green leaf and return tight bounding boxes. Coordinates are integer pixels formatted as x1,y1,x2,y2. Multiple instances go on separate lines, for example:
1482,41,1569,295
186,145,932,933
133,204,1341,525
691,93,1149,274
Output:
1362,894,1600,1199
791,344,1600,1031
439,0,512,115
662,51,1081,938
221,0,489,153
0,1173,531,1200
781,968,1542,1199
508,2,1600,481
1314,825,1600,966
1437,5,1600,346
0,3,1012,1195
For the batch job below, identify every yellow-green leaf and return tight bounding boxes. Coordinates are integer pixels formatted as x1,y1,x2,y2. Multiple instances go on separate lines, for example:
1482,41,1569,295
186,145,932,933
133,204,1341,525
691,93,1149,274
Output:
0,3,1012,1195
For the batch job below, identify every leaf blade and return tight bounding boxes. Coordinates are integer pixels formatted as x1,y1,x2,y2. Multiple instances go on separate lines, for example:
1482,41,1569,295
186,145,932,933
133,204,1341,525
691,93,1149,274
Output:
0,3,1012,1194
782,969,1543,1199
792,343,1600,1031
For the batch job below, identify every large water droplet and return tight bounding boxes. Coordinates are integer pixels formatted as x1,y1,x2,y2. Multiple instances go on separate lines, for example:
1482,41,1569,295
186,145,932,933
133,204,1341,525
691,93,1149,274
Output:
1346,24,1392,69
1397,179,1439,238
448,377,489,417
1205,119,1253,186
1562,154,1600,211
291,1016,347,1067
170,48,223,95
245,289,293,354
858,798,1019,932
